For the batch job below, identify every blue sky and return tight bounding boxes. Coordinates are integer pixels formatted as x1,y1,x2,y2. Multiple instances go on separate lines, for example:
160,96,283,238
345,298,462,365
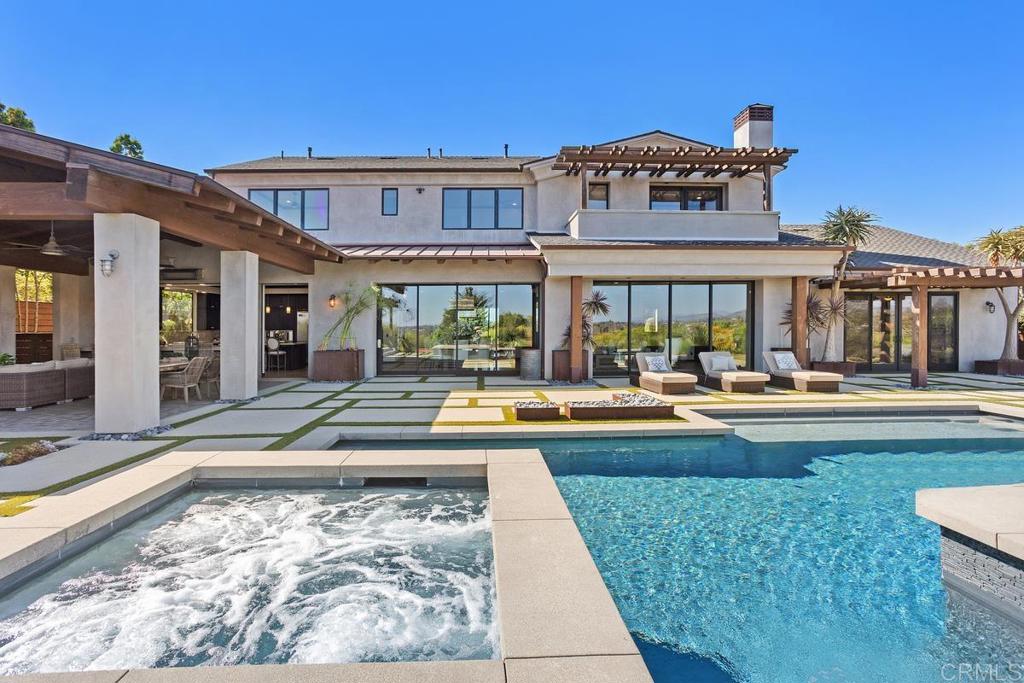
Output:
3,1,1022,243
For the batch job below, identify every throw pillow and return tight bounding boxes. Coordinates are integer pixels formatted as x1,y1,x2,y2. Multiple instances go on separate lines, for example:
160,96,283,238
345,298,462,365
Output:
774,352,801,370
646,355,670,372
710,355,735,372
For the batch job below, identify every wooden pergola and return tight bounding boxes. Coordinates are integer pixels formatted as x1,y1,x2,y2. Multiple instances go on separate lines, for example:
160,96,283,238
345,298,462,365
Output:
0,124,343,275
551,144,797,211
837,266,1024,388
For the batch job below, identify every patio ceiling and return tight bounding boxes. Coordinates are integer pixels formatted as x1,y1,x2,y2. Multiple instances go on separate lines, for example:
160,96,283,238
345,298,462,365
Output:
0,124,344,275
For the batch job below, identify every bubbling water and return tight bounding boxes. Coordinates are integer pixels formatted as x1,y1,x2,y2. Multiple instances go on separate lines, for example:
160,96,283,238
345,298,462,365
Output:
0,488,497,674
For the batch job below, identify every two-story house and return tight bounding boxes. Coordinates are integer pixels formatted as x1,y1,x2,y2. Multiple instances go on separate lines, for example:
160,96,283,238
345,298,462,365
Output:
207,104,1006,382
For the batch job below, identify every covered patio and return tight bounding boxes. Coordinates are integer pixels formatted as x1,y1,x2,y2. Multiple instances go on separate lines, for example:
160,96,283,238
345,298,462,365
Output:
839,266,1024,387
0,125,344,433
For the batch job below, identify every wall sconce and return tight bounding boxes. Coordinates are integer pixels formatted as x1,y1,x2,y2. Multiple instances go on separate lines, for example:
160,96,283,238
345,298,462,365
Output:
328,294,338,309
265,305,271,314
416,187,425,194
285,305,292,314
985,301,996,314
98,250,119,277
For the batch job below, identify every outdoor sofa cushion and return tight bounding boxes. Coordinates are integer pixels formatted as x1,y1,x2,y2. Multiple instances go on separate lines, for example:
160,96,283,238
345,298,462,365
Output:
0,361,56,374
55,358,93,369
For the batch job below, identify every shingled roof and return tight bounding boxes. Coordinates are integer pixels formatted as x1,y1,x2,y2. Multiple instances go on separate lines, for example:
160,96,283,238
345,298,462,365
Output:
781,225,988,270
207,155,541,174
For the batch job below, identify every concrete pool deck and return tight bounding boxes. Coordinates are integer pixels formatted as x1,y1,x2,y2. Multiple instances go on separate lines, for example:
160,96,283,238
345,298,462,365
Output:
0,448,652,683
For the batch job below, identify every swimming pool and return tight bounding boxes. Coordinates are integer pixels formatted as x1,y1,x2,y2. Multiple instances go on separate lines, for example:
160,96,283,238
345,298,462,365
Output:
350,416,1024,682
0,487,497,674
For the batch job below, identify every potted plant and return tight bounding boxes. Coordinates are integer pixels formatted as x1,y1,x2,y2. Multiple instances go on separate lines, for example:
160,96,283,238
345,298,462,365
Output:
312,284,380,381
970,227,1024,375
812,205,877,376
553,290,608,381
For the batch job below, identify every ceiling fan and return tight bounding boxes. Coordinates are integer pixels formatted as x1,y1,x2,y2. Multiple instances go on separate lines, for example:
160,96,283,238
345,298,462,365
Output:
1,222,90,258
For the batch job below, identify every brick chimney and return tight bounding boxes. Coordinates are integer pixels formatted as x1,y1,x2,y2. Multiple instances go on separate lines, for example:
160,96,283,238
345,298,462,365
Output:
733,103,773,148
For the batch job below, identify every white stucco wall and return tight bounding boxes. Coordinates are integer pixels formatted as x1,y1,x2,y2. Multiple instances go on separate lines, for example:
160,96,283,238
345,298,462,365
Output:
52,271,95,357
755,277,794,370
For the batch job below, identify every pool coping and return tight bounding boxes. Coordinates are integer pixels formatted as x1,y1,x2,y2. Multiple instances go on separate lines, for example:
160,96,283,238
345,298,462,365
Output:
0,449,652,683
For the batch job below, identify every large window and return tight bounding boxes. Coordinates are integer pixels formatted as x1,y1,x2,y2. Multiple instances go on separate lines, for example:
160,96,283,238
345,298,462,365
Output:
442,188,523,229
844,292,958,372
592,281,753,376
248,189,329,230
650,185,722,211
379,283,538,374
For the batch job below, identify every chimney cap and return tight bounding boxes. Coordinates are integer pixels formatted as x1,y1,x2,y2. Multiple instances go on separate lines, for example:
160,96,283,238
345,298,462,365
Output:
307,146,313,158
734,103,774,128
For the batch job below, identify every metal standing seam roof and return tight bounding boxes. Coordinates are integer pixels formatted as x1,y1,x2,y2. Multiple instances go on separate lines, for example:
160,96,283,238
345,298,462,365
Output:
334,244,543,259
526,230,840,249
207,156,542,173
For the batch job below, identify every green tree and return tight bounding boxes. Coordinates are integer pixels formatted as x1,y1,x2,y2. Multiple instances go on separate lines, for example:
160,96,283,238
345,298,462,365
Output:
0,102,35,131
970,227,1024,361
110,133,144,159
819,205,878,361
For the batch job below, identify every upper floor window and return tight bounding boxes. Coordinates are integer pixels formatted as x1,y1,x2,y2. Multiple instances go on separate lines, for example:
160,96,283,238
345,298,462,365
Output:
588,183,609,210
442,188,523,229
650,185,722,212
382,188,398,216
248,188,329,230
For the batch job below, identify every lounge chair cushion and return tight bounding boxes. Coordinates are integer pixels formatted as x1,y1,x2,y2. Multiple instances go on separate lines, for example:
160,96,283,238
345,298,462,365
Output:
645,355,670,372
775,369,843,381
710,355,736,372
709,370,770,381
773,352,801,370
640,371,696,384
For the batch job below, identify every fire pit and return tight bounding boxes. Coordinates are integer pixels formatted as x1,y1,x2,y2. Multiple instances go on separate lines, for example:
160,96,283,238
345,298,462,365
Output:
564,393,675,420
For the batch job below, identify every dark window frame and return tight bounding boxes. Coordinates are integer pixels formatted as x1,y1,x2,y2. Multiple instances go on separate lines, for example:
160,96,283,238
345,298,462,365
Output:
842,291,959,372
588,182,610,210
381,188,398,216
442,187,524,230
590,280,755,377
247,188,330,231
376,282,540,376
648,184,724,211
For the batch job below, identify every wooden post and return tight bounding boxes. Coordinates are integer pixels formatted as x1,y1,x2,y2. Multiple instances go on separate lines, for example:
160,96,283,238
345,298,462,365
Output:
569,276,584,383
911,284,929,388
579,166,588,210
762,163,773,211
791,276,809,367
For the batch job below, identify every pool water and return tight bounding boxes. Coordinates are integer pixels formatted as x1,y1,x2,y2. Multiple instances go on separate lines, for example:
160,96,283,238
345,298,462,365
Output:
0,488,497,674
543,418,1024,683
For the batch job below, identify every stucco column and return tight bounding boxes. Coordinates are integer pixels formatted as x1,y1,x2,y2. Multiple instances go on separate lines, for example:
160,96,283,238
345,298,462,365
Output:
220,250,260,400
94,213,160,433
0,267,16,359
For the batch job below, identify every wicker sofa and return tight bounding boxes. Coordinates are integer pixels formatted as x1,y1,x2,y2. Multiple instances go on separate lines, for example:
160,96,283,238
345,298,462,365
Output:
0,359,95,410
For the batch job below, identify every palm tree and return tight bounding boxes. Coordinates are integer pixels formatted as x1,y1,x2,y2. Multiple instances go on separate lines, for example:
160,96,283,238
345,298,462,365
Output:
970,227,1024,361
561,290,611,350
819,206,878,362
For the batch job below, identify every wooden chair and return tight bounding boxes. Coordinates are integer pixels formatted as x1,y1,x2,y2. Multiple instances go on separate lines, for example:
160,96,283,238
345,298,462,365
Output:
160,356,208,404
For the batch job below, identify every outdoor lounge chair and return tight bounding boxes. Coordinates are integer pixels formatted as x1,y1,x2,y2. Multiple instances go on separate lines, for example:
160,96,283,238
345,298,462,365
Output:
698,351,769,393
635,352,697,395
761,351,842,392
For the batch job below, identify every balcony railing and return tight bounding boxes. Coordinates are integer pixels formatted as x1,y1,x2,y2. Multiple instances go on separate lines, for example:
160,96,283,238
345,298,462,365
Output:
566,209,780,242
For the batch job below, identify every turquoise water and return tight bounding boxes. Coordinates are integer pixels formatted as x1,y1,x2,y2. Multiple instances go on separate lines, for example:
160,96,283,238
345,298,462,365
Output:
545,419,1024,682
352,416,1024,682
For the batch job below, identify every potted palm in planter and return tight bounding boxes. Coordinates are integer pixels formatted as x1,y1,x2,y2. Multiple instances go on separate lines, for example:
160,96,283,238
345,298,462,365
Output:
312,284,379,381
813,205,877,376
552,290,609,381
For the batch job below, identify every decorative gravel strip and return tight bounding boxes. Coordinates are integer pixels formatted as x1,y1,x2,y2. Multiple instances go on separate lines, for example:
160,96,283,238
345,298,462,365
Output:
514,400,558,408
81,425,174,441
566,393,668,408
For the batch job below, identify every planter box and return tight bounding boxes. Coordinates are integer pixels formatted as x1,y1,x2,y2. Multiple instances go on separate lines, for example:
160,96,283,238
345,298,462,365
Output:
564,404,675,420
514,405,561,421
810,361,857,377
312,349,364,381
975,359,1024,376
550,350,590,382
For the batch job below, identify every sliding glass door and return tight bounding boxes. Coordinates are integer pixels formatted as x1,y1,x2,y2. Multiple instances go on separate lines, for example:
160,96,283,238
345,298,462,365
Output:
592,281,754,376
844,292,958,372
378,283,538,375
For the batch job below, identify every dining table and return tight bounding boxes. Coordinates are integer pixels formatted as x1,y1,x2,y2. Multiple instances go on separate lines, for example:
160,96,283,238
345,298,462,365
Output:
159,358,189,373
